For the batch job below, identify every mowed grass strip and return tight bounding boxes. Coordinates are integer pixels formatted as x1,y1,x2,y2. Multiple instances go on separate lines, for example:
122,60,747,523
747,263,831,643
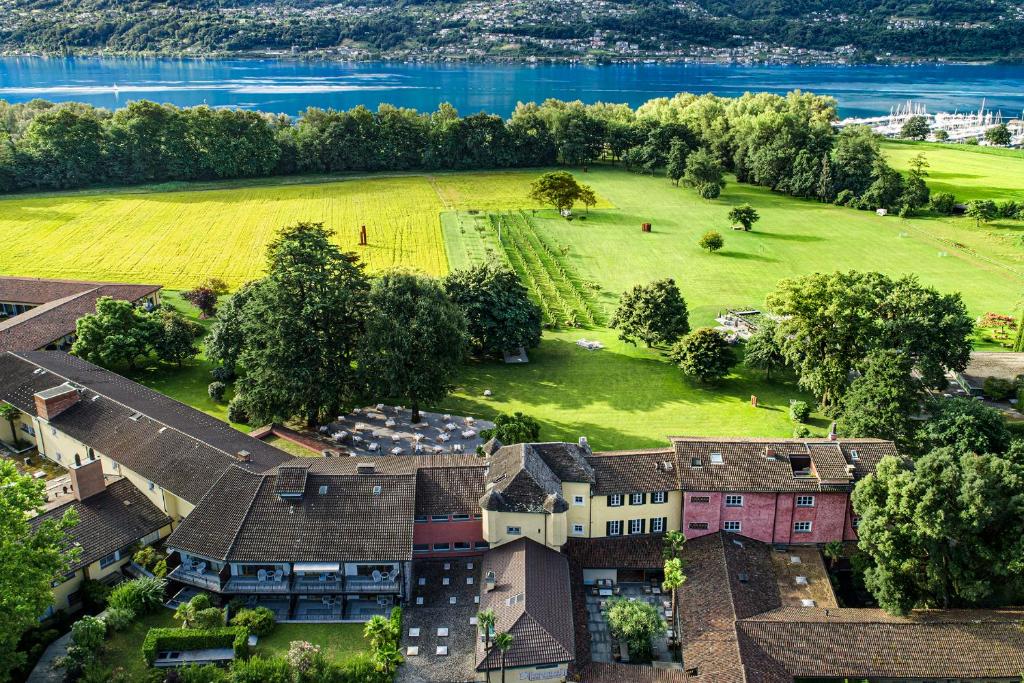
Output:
882,139,1024,202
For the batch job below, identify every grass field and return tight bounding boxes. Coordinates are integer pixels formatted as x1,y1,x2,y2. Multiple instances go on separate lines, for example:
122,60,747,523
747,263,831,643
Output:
882,139,1024,202
0,171,550,289
4,142,1021,447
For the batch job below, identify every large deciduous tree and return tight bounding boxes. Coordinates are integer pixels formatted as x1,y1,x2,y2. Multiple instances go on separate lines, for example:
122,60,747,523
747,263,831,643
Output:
528,171,593,215
836,349,921,450
670,328,736,384
742,317,785,380
154,310,202,367
610,278,690,348
853,449,1024,614
0,460,79,681
479,412,541,445
766,271,972,411
727,204,760,231
683,147,725,199
605,598,666,662
229,222,369,427
442,262,541,357
359,271,468,423
917,397,1011,456
71,296,162,370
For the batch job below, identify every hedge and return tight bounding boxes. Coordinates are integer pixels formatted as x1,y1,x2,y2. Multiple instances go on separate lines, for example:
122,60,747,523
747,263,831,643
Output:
142,626,249,665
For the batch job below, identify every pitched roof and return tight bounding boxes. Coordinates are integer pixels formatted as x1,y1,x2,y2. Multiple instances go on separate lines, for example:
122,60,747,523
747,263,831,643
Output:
0,352,289,504
30,478,171,572
480,444,570,514
0,278,161,352
415,464,487,516
587,450,678,495
477,538,575,671
0,276,160,306
737,608,1024,681
168,466,416,563
669,437,895,493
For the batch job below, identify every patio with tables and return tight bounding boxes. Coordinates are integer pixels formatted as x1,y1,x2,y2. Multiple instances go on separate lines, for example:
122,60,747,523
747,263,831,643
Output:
316,405,495,457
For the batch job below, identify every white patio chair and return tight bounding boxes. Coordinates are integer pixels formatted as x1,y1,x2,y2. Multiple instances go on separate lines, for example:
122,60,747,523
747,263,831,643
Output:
372,570,383,583
257,569,268,582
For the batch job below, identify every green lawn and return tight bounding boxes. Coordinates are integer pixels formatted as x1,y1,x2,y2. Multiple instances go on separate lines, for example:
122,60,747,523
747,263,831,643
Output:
16,148,1018,448
253,623,366,663
100,609,176,680
882,139,1024,202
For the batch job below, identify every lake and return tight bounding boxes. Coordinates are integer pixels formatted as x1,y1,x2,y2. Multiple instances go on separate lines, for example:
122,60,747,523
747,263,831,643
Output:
1,57,1024,119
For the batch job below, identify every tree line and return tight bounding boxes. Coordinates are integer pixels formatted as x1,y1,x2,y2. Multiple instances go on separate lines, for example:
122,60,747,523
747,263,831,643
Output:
0,91,931,216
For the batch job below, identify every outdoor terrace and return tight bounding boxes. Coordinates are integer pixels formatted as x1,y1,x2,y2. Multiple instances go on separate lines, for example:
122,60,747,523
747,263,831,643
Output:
168,565,222,591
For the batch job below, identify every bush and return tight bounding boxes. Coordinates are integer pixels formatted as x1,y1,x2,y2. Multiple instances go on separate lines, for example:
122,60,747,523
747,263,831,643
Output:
103,607,136,633
227,394,249,424
141,626,248,665
929,191,957,215
793,425,812,438
71,615,107,651
133,546,158,570
191,593,212,611
231,655,292,683
698,230,724,253
789,400,811,423
211,365,235,383
286,641,328,682
153,558,168,578
194,607,226,629
230,607,276,636
81,579,112,611
834,189,855,206
208,381,227,402
177,664,231,683
107,577,166,615
983,376,1015,401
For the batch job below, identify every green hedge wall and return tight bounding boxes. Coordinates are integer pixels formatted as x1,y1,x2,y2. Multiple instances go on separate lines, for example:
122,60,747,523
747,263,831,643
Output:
142,626,249,665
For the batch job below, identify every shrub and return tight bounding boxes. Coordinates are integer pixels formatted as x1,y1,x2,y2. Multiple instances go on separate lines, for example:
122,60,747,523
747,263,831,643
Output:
141,626,248,665
698,230,724,253
208,381,227,402
153,559,168,578
80,663,114,683
107,577,166,615
789,400,811,423
103,607,136,633
81,579,112,611
983,376,1015,401
133,546,158,570
793,425,812,438
71,615,107,651
230,655,292,683
191,593,212,611
194,607,226,629
286,641,328,682
210,365,235,383
834,189,855,206
227,394,249,424
929,191,957,215
177,664,231,683
231,607,276,636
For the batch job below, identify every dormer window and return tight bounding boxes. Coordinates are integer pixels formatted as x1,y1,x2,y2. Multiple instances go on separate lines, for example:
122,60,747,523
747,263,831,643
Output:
850,449,860,462
790,454,813,478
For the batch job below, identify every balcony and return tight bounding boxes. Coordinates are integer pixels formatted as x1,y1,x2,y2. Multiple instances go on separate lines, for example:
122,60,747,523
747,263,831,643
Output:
346,576,400,594
292,575,343,593
224,577,290,594
169,565,222,591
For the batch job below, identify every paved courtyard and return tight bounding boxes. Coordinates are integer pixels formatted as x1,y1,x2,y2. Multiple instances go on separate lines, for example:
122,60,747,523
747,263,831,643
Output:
585,583,674,664
319,405,495,457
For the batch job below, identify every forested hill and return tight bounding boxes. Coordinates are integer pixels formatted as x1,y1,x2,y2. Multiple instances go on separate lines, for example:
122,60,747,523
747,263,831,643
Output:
0,0,1022,62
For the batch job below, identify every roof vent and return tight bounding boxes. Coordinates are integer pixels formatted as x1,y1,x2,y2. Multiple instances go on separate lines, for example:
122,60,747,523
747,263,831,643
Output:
158,426,167,433
91,394,100,402
709,452,723,464
737,572,749,583
129,412,142,421
373,485,382,496
357,462,376,475
661,460,674,471
318,485,328,495
235,450,252,463
732,538,744,549
32,368,46,375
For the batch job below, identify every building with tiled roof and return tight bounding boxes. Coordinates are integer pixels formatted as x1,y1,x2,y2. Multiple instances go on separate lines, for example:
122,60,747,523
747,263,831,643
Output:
477,538,575,679
0,276,161,353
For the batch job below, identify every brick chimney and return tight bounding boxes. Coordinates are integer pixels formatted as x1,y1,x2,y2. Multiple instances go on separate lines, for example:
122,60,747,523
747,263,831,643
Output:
69,449,106,502
33,384,81,421
234,450,252,463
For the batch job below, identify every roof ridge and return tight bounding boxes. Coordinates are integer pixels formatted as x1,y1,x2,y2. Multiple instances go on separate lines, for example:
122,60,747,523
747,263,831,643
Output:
221,468,268,562
15,352,259,469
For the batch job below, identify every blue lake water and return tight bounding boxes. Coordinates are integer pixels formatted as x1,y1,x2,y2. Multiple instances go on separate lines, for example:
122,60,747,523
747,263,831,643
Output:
1,57,1023,119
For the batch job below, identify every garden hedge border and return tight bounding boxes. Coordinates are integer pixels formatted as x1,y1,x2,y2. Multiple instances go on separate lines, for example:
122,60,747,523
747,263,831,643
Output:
141,626,249,664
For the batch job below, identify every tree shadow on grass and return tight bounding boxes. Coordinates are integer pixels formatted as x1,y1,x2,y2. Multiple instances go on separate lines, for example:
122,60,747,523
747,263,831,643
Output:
748,231,825,243
717,251,779,263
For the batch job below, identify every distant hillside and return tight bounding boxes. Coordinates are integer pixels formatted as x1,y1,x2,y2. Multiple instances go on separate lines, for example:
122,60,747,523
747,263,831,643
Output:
0,0,1022,62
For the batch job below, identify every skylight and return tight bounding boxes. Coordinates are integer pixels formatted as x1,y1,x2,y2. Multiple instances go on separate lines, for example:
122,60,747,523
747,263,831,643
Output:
709,452,723,464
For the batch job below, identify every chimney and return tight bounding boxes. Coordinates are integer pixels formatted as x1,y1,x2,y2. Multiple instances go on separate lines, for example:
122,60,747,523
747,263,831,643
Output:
69,448,105,501
765,447,776,460
578,436,590,451
33,384,81,421
234,450,252,463
356,462,376,475
485,570,496,592
828,422,838,441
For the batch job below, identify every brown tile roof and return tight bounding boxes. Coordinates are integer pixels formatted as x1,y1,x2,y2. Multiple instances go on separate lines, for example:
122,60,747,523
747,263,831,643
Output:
578,662,688,682
480,444,569,514
669,437,896,493
30,478,171,572
586,450,678,495
564,535,666,571
529,442,595,483
0,352,289,504
477,538,575,671
0,278,161,352
738,608,1024,680
0,276,160,306
415,464,487,516
168,466,417,563
275,463,309,496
